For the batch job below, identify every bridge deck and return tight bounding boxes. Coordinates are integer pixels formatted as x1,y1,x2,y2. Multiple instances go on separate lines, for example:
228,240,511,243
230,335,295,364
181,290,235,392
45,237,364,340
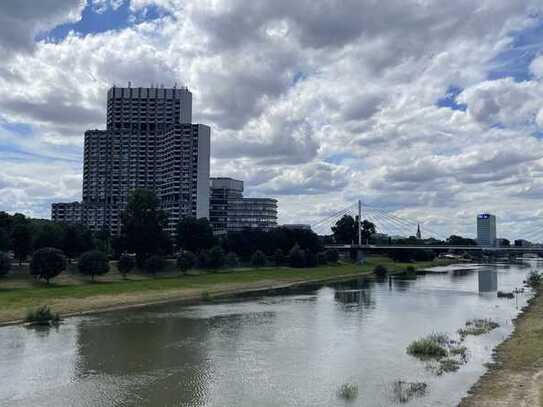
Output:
324,244,543,252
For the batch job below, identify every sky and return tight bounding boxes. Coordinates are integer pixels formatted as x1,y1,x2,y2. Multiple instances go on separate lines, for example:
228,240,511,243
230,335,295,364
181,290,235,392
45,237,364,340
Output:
2,0,543,240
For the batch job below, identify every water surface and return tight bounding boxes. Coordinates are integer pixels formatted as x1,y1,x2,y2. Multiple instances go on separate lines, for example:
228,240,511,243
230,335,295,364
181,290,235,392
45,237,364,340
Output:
0,261,537,406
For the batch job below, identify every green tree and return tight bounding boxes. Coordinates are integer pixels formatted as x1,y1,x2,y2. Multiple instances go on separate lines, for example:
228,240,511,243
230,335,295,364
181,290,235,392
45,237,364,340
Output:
0,228,9,252
288,244,306,268
117,254,135,278
176,217,215,253
177,251,196,274
273,248,285,266
143,255,166,276
360,220,376,244
225,252,239,268
78,250,110,281
332,215,356,244
94,227,111,255
0,251,11,277
208,246,225,269
251,250,267,267
33,223,64,250
62,224,95,260
30,248,66,284
121,189,170,266
446,235,477,246
11,223,33,265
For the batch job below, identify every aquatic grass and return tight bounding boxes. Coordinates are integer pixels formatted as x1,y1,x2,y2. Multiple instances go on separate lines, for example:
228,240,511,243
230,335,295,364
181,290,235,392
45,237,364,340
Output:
407,334,449,359
391,381,427,403
337,383,359,401
435,358,462,375
458,319,499,339
449,345,468,358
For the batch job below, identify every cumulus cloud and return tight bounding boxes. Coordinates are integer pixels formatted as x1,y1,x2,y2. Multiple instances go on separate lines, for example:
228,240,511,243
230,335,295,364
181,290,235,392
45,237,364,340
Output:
0,0,85,57
2,0,543,239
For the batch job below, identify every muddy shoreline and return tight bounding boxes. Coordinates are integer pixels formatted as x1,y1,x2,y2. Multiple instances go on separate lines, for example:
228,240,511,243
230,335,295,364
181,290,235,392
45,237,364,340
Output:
459,286,542,406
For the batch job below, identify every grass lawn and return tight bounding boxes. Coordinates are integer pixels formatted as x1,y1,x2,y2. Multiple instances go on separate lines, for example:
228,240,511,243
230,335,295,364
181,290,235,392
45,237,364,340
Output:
0,256,443,324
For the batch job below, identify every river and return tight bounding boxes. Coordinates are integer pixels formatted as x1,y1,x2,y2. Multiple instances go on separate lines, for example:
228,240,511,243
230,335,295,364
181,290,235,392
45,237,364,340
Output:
0,260,537,406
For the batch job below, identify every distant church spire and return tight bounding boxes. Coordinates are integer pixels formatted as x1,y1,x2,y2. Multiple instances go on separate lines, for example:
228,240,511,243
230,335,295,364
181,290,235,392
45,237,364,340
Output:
416,224,422,240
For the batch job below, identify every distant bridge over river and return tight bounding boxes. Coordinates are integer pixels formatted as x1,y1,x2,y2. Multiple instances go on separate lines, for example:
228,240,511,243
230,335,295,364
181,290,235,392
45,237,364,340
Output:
324,244,543,253
313,200,543,252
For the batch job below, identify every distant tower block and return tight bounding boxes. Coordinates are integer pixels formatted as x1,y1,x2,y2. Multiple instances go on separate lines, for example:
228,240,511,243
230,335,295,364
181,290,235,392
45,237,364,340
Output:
416,224,422,240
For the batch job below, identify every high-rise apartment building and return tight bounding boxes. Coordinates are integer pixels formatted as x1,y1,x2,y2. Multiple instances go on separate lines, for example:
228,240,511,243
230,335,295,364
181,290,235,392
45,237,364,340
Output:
52,85,210,236
209,177,277,234
477,213,496,247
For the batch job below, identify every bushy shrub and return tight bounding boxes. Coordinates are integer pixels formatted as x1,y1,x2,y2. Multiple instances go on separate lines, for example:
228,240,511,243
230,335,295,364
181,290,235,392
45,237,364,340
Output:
317,252,328,265
196,250,211,269
288,244,306,268
208,246,225,269
374,265,387,277
118,254,135,278
526,271,542,288
25,305,60,326
325,249,339,263
405,265,416,273
305,251,318,268
225,252,240,268
0,251,11,277
177,250,196,273
273,249,285,266
30,247,66,284
251,250,267,267
78,250,110,281
143,255,166,276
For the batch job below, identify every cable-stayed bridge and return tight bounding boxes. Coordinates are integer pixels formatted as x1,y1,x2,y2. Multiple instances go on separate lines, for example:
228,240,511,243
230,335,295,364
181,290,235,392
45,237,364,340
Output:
312,200,543,253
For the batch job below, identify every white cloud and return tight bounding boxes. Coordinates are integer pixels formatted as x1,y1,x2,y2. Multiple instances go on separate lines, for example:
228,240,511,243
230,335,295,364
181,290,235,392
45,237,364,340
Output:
0,0,85,57
1,0,543,239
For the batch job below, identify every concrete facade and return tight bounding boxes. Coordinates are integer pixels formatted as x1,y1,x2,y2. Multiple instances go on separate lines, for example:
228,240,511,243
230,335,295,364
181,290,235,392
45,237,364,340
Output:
52,85,210,236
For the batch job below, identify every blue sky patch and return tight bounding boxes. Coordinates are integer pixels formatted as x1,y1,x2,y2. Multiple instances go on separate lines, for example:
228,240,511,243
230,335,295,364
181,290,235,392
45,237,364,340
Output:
36,1,168,43
0,121,33,136
488,20,543,82
437,85,467,111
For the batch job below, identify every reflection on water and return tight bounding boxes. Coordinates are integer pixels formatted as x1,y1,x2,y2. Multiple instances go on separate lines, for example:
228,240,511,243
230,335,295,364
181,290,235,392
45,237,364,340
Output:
0,261,538,407
478,269,498,292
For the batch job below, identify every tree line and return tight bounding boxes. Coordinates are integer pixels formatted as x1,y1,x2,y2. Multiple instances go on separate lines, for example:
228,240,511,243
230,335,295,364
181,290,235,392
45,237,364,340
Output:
0,192,484,282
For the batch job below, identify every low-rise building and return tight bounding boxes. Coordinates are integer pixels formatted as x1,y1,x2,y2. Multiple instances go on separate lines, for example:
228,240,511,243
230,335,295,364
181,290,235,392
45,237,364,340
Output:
51,202,83,224
209,177,277,234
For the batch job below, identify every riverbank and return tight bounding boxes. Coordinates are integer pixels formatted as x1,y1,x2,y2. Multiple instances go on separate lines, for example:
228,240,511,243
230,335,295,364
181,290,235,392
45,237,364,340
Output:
460,286,543,407
0,256,444,325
